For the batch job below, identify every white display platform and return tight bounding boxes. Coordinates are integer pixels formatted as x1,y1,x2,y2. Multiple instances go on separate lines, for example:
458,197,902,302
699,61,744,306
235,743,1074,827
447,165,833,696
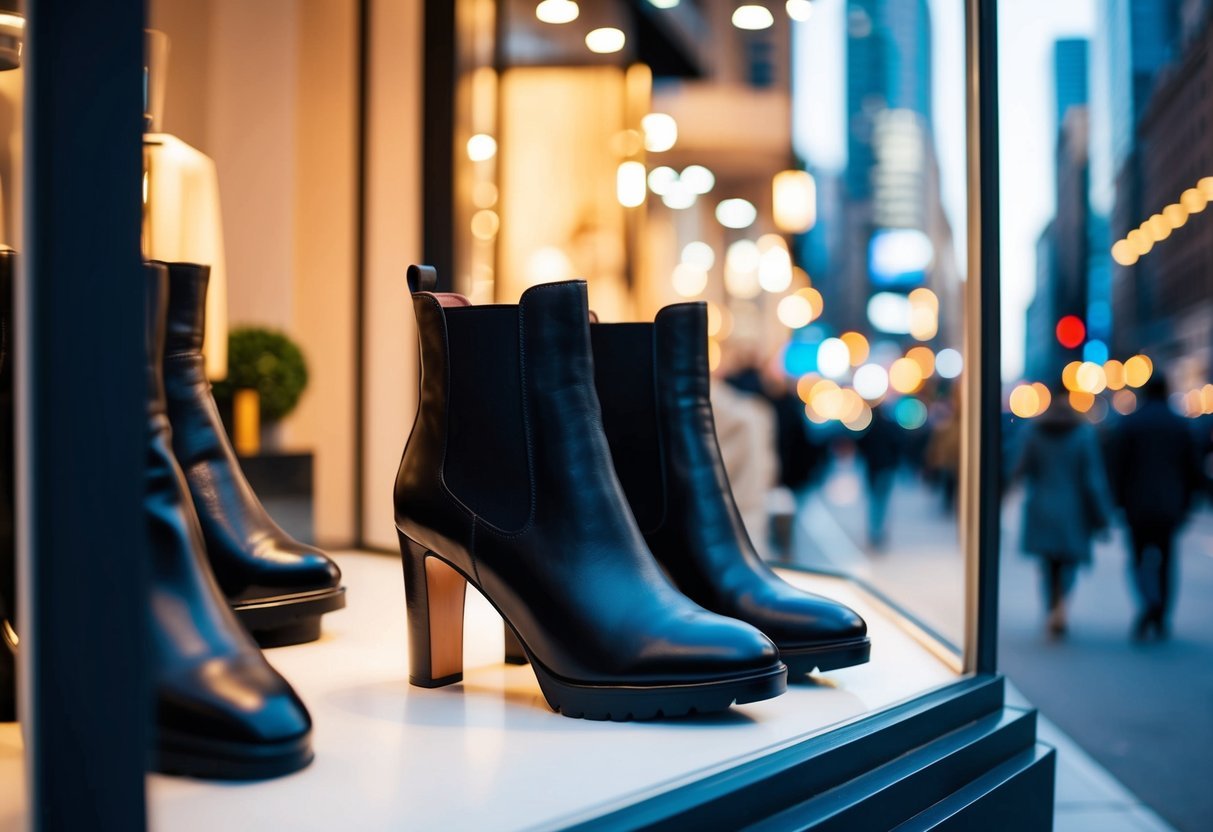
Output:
0,551,960,831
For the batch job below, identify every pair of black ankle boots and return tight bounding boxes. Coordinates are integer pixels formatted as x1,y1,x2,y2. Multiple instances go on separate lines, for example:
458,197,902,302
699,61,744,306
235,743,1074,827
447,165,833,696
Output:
0,255,345,779
395,267,870,720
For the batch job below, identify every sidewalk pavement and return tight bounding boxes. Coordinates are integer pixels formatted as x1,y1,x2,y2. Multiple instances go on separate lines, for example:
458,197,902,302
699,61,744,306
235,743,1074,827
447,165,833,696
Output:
786,455,1203,831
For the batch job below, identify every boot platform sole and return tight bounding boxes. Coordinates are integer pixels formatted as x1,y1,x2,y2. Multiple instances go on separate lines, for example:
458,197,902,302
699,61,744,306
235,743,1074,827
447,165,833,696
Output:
232,586,347,648
780,636,871,678
400,532,787,720
155,727,313,780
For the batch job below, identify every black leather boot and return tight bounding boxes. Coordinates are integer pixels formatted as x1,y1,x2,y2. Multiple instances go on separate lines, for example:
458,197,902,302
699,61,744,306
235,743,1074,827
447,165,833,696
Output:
161,262,344,648
0,250,15,722
582,303,870,677
395,267,786,720
146,263,313,779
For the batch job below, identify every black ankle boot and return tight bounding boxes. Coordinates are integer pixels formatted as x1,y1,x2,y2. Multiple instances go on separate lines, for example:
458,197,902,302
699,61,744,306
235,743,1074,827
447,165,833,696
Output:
0,250,15,721
395,268,786,720
146,263,313,779
588,303,870,677
159,262,344,647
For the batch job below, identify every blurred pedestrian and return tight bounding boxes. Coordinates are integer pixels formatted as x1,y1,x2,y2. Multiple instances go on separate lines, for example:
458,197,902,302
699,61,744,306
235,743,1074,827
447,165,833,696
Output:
925,404,960,513
857,405,900,549
1013,387,1114,636
1110,376,1201,640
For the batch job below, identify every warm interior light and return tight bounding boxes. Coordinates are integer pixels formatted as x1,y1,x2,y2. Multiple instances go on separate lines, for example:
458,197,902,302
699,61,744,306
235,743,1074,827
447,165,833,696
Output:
1145,214,1171,242
889,357,924,394
616,161,647,208
680,165,715,195
649,0,681,7
648,166,678,196
672,263,709,297
535,0,579,24
907,345,935,377
772,170,817,233
642,113,678,152
661,181,696,210
0,13,25,29
716,198,758,229
470,209,500,240
586,27,626,54
466,133,497,162
732,4,775,29
1199,177,1213,199
1127,228,1153,256
841,332,870,366
682,241,715,270
1123,354,1153,388
786,0,814,21
1032,382,1053,414
1163,203,1188,229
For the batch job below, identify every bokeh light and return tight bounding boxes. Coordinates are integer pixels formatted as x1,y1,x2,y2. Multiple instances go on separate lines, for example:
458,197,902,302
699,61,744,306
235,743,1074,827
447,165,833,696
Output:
681,241,715,270
1076,361,1107,394
585,27,626,53
817,338,850,379
907,346,935,378
1104,359,1125,390
894,397,928,430
1032,382,1052,414
889,357,924,394
936,348,963,379
671,262,708,297
777,294,814,329
1055,315,1085,349
1069,391,1094,413
853,363,889,400
840,331,870,366
1062,360,1083,392
1124,354,1153,388
716,198,758,229
1009,384,1040,418
641,113,678,152
648,166,678,195
1112,388,1137,415
535,0,579,24
466,133,498,161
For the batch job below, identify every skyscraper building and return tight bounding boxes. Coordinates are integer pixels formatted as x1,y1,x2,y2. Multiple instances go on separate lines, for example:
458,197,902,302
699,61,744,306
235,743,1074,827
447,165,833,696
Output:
1053,39,1089,132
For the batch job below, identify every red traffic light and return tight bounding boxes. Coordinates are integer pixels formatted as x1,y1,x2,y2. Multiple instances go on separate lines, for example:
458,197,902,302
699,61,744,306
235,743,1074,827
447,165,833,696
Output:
1056,315,1085,349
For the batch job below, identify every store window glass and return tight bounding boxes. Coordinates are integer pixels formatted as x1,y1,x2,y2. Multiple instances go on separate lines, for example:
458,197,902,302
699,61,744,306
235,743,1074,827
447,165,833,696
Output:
451,0,972,659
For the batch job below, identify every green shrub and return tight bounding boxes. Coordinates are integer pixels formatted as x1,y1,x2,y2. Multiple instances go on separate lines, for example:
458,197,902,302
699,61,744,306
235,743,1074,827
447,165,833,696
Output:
213,327,308,423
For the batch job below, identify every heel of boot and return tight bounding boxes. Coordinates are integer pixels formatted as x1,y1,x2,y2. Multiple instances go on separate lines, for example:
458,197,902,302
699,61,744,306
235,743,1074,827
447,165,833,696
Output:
503,622,529,665
398,532,467,688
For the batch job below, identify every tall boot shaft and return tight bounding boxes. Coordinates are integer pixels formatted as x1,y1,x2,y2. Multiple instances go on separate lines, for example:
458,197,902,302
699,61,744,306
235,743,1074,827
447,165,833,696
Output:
157,262,343,642
0,250,15,721
592,304,869,676
143,262,312,778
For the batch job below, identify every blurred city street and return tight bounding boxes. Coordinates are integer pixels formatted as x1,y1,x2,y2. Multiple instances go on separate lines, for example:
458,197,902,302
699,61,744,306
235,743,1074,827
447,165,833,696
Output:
787,458,1213,832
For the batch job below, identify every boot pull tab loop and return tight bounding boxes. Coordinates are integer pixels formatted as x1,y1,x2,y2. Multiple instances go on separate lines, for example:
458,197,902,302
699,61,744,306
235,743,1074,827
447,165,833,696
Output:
407,264,438,294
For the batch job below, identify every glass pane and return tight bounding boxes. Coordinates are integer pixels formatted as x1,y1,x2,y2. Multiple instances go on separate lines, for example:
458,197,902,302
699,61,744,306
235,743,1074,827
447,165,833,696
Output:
453,0,970,658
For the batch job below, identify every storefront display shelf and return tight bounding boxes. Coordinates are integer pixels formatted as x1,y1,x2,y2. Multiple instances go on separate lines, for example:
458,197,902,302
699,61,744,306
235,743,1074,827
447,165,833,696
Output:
2,551,968,830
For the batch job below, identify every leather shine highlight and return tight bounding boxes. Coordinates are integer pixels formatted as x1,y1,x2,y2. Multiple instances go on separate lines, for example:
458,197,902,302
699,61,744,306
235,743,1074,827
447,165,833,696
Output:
144,263,312,752
593,303,869,651
395,280,782,686
158,262,341,606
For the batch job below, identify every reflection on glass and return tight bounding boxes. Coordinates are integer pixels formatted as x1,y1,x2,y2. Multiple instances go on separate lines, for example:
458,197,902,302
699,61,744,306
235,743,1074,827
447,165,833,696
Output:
454,0,970,657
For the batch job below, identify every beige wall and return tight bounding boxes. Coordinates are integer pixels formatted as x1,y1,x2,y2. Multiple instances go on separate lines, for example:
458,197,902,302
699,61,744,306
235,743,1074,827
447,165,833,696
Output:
150,0,361,546
360,0,423,550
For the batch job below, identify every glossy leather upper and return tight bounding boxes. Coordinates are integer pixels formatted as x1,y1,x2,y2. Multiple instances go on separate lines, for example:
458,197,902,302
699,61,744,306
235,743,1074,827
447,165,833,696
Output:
592,304,867,648
395,280,780,685
157,262,340,604
145,263,311,745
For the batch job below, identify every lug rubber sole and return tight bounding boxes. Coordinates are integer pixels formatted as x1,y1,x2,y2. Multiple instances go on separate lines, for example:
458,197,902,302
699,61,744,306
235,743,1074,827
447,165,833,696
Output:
399,530,788,720
155,727,313,780
231,586,347,648
780,636,871,677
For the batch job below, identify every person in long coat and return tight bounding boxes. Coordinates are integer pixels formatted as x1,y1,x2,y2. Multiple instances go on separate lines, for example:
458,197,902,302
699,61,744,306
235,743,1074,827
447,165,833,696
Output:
1014,390,1114,636
1110,376,1201,639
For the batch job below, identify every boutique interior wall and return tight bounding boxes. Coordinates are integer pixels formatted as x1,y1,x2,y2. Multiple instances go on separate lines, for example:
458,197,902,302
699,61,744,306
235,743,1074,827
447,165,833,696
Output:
148,0,424,550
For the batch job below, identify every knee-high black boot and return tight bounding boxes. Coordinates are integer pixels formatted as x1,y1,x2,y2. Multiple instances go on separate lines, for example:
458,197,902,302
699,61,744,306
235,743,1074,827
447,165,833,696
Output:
586,303,870,676
395,268,786,720
146,263,313,779
159,262,344,648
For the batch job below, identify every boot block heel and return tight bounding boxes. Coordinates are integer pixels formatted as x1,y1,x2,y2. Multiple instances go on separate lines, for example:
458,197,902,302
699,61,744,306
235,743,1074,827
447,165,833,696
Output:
398,532,467,688
502,622,529,665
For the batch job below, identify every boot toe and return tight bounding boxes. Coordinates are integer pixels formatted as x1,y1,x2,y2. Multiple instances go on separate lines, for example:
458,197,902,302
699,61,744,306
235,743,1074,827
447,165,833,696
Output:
648,610,782,680
159,654,312,745
763,593,868,647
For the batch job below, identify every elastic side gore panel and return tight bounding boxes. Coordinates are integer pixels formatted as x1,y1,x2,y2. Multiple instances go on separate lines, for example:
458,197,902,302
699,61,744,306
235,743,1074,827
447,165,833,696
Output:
443,306,531,531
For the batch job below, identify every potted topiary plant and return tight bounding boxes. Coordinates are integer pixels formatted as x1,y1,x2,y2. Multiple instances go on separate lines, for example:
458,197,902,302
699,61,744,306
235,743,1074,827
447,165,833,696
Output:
213,326,309,452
